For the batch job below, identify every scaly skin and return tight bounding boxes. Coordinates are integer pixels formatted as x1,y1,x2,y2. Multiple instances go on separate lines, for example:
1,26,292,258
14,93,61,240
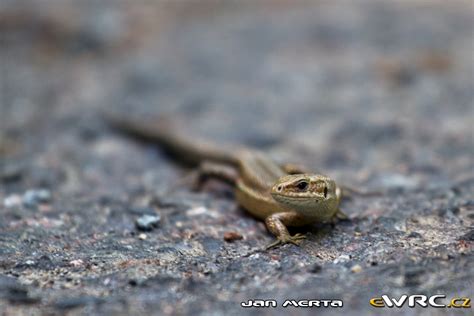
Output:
106,114,345,249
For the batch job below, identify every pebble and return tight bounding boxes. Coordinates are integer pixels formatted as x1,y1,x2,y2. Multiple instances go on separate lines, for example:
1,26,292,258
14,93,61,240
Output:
69,259,84,268
307,263,323,273
186,206,208,216
351,264,363,273
333,254,351,264
223,231,243,242
135,214,161,231
3,189,52,208
3,194,22,208
138,233,147,240
22,189,52,207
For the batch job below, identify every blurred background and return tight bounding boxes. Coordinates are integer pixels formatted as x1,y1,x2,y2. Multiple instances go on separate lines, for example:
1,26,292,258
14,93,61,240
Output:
0,1,473,315
1,1,472,186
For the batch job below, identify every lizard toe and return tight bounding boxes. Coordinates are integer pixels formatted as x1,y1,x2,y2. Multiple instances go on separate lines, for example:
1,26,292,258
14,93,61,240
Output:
265,239,282,250
266,234,306,249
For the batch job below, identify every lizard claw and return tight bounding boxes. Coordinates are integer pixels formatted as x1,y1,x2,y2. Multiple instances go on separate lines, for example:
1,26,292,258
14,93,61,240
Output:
265,233,307,249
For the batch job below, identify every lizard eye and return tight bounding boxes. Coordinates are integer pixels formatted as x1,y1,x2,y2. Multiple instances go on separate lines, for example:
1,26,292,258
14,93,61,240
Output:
296,181,308,191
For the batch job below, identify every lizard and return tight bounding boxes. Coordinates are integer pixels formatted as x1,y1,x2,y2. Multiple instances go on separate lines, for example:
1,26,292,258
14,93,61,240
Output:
105,113,348,249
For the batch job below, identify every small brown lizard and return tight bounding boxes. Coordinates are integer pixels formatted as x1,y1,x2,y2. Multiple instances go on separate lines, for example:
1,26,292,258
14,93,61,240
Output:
106,114,348,249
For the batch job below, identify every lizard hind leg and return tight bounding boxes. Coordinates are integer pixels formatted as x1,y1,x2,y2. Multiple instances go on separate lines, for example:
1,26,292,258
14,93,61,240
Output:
194,161,238,189
161,161,238,195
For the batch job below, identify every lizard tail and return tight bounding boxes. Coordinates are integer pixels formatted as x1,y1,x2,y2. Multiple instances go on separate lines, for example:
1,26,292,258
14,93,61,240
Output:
104,111,241,167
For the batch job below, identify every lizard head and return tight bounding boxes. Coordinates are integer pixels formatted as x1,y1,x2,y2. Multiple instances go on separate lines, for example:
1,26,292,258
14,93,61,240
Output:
270,174,339,219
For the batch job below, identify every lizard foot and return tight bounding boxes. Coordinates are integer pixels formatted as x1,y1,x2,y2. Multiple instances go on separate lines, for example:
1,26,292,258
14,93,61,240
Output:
265,233,306,249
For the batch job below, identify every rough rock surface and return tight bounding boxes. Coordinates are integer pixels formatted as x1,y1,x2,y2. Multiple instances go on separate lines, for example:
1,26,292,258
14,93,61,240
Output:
1,1,473,315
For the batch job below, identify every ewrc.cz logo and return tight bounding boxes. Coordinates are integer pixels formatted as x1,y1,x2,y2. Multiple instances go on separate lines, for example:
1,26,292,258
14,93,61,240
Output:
370,295,471,308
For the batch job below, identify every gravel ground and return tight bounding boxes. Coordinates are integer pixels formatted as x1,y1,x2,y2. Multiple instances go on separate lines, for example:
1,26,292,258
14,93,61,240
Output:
1,1,473,315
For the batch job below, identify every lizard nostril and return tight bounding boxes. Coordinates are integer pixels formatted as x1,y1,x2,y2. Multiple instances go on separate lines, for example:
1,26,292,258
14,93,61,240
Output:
324,186,328,198
277,186,282,191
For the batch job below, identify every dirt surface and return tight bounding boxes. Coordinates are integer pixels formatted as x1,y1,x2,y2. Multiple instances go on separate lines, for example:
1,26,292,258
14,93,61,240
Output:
1,1,473,315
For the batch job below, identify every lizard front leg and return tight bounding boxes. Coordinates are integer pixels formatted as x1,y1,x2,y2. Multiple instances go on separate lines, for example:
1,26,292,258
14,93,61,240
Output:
330,185,349,223
265,212,307,249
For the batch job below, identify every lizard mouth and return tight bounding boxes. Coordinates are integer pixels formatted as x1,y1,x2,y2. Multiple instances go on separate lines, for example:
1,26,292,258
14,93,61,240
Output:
271,192,323,201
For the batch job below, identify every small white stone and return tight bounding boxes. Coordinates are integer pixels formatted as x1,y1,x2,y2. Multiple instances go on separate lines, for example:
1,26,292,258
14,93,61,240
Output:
69,259,84,267
333,254,350,264
186,206,208,216
3,194,22,208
